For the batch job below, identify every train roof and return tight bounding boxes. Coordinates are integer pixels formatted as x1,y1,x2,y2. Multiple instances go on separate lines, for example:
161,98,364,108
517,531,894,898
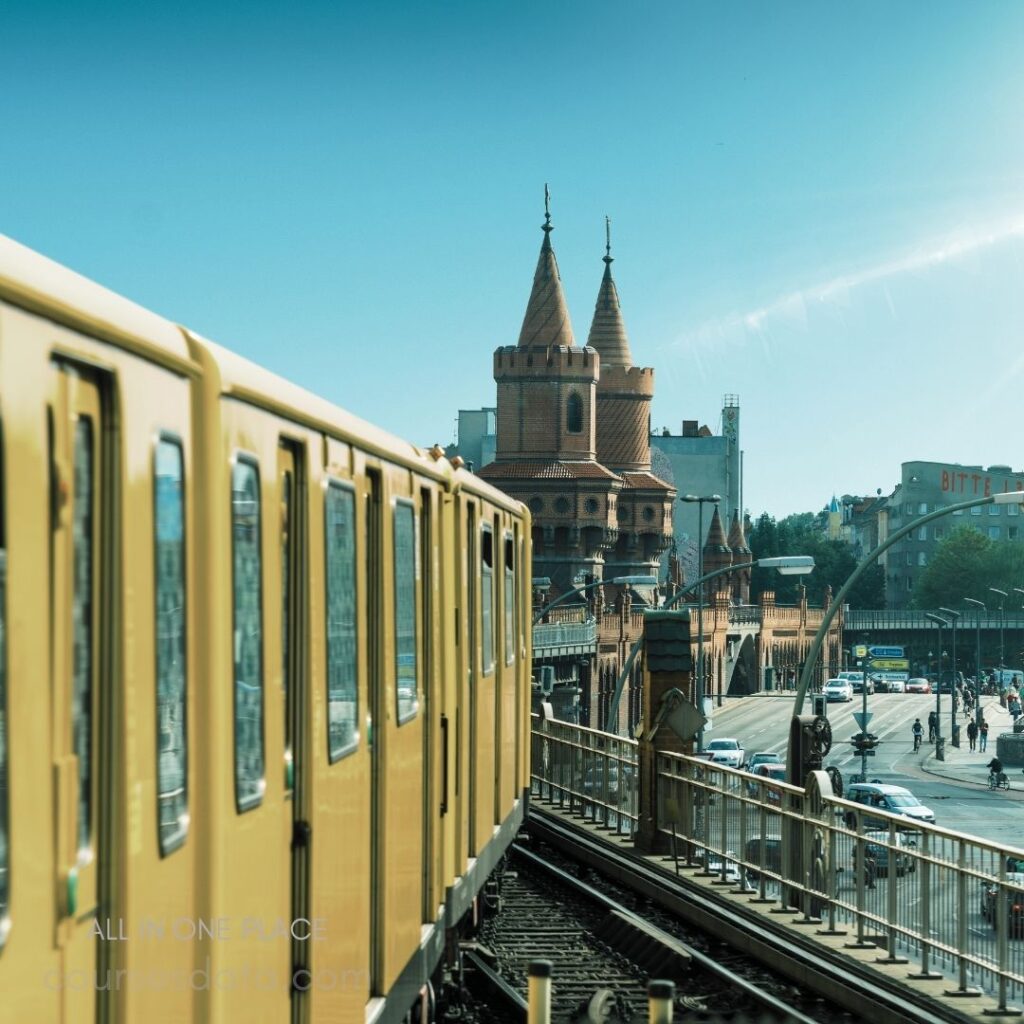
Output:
0,234,525,516
0,234,191,369
185,332,525,514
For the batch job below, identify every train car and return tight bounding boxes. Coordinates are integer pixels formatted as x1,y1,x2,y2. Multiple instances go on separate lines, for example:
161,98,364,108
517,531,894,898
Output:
0,234,531,1024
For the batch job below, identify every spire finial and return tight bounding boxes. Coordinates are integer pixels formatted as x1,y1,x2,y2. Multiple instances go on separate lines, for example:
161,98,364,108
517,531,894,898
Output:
604,215,612,265
542,183,552,236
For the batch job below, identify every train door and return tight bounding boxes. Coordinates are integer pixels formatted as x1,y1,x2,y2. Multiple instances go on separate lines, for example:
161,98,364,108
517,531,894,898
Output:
279,442,310,1023
51,366,112,1024
465,502,477,853
365,469,384,991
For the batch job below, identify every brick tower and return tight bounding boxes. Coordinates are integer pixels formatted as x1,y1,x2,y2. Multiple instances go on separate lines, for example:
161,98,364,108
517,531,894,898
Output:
702,505,733,597
727,509,751,603
481,195,621,595
587,219,675,594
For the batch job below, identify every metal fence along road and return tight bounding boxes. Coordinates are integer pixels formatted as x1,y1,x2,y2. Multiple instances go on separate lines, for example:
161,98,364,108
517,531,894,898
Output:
530,715,1024,1013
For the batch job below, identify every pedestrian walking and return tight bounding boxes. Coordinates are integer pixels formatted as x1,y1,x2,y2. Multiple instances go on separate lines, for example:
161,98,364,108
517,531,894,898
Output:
967,719,978,752
980,718,989,752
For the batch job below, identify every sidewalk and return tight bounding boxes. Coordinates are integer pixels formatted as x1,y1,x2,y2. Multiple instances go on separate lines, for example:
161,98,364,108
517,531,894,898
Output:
919,696,1024,795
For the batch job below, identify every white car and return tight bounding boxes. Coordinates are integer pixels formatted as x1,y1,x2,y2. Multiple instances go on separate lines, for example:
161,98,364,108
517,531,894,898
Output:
705,737,745,768
823,679,854,702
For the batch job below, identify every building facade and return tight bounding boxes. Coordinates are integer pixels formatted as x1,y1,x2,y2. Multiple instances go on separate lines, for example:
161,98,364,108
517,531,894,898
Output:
649,396,742,581
881,461,1024,607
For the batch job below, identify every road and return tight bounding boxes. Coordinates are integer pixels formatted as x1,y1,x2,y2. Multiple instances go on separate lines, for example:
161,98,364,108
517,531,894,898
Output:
709,693,1022,845
703,693,1024,977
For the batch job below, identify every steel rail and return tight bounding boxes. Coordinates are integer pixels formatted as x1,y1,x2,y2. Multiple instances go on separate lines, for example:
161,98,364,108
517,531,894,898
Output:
527,806,976,1024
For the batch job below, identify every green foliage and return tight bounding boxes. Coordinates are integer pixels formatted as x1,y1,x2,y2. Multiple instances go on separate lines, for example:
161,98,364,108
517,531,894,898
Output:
912,525,1024,609
747,511,885,609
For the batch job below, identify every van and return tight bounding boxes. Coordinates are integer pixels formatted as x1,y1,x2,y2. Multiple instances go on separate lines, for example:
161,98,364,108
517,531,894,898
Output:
844,783,936,828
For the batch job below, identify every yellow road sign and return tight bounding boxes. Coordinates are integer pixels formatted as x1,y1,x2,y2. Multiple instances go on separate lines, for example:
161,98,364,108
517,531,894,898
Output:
868,658,910,671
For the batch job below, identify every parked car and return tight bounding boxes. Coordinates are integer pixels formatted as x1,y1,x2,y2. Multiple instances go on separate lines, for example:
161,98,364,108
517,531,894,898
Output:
744,834,783,881
855,831,918,877
837,670,865,685
745,751,783,771
844,782,936,828
981,872,1024,934
905,677,932,694
746,763,788,802
883,677,906,694
824,679,854,702
705,737,745,768
850,676,875,695
698,851,742,884
581,762,632,800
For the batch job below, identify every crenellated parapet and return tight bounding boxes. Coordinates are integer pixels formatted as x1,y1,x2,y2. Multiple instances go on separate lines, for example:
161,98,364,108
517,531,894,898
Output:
493,343,600,379
597,364,655,397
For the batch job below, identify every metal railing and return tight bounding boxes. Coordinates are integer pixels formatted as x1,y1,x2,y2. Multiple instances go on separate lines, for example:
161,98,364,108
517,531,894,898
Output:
657,752,1024,1010
532,619,598,651
529,717,1024,1011
530,716,638,834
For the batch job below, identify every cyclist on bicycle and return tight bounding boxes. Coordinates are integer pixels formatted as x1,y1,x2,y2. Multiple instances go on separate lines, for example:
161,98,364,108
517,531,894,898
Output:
912,718,923,751
987,756,1006,788
927,710,938,743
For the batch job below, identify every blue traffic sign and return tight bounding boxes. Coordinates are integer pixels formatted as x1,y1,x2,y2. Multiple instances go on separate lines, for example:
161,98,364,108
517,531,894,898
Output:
869,645,904,659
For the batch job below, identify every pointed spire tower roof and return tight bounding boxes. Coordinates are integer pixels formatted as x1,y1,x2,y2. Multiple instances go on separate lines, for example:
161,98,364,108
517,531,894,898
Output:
586,216,633,367
704,505,730,555
727,509,751,558
517,185,576,348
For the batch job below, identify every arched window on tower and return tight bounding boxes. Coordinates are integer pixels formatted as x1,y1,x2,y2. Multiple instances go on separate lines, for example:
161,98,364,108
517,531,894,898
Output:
566,392,583,434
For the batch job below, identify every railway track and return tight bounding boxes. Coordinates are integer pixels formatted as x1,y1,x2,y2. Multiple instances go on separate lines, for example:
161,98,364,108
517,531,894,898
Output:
495,807,976,1024
474,830,832,1021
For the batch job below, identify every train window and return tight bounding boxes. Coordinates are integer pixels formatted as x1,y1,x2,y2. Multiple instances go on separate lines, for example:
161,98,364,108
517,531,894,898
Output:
232,457,265,812
326,481,358,760
0,420,8,943
72,417,95,855
393,501,418,723
154,438,188,853
504,534,515,666
481,524,494,675
281,468,292,790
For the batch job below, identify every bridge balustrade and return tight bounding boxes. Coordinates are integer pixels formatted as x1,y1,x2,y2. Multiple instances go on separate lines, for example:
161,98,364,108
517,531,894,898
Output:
530,715,638,835
656,751,1024,1011
532,618,598,652
529,716,1024,1011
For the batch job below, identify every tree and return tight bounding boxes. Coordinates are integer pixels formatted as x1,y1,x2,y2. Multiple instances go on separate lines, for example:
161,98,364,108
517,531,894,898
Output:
747,511,885,609
912,525,1024,609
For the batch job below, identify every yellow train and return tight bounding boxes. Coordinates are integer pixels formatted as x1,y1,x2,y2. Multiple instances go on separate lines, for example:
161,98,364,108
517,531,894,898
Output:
0,235,531,1023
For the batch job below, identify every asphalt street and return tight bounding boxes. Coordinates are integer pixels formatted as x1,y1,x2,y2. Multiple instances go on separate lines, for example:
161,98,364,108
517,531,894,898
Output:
708,689,1024,847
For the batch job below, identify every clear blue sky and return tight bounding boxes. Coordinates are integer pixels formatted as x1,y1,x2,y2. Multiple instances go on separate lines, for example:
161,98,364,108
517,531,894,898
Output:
4,1,1024,517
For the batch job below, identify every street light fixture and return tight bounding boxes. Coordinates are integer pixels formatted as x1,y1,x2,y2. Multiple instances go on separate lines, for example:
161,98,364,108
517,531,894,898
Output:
964,597,985,724
924,612,949,755
989,587,1008,675
939,607,960,743
605,554,815,735
679,494,721,745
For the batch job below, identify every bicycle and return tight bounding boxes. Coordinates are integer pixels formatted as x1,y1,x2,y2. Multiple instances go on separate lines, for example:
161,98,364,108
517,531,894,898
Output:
989,771,1010,791
912,733,922,752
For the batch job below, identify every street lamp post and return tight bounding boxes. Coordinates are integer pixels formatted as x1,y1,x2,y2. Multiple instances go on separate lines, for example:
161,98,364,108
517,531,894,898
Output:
964,597,985,724
791,490,1024,782
990,587,1008,680
939,607,960,744
679,494,721,749
925,612,948,756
